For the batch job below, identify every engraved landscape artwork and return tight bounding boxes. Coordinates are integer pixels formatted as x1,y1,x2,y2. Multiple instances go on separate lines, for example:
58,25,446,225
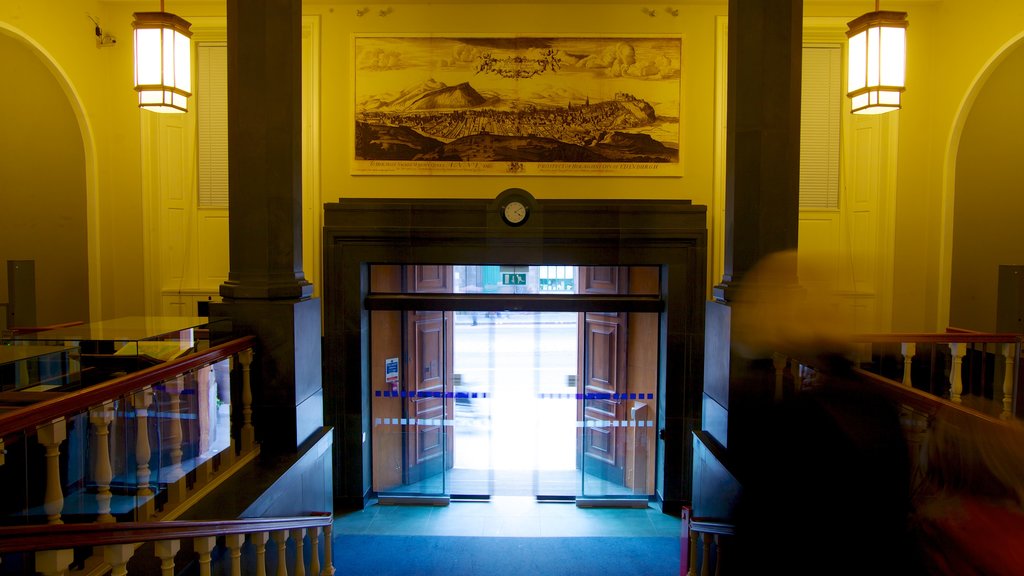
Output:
354,35,682,176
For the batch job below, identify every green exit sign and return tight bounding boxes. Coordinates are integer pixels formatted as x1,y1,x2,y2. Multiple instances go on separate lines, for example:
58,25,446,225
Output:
502,273,527,285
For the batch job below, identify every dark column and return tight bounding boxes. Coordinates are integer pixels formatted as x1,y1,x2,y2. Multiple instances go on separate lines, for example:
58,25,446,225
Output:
717,0,802,298
212,0,322,452
695,0,802,518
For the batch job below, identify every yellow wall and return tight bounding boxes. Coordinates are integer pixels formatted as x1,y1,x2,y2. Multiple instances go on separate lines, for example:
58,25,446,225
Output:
0,32,88,326
950,41,1024,331
3,0,1024,332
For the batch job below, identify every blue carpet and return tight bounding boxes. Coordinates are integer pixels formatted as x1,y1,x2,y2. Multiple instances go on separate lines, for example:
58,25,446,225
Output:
333,535,680,576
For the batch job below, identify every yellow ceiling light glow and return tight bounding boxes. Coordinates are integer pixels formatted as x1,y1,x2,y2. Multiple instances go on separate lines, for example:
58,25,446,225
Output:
132,3,192,113
846,2,907,115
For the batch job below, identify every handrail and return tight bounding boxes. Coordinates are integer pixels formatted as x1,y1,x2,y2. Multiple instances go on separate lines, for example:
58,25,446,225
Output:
851,332,1022,344
0,513,331,553
849,367,1008,428
690,518,735,536
0,335,257,438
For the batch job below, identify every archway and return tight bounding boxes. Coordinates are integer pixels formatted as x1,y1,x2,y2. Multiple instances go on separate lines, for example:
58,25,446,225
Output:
0,26,93,327
947,36,1024,331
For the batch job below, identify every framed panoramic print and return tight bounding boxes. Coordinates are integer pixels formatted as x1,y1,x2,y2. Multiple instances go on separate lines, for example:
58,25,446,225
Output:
353,35,683,176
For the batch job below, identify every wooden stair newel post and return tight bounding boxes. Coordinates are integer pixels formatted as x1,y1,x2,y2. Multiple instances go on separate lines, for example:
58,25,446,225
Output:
36,417,66,524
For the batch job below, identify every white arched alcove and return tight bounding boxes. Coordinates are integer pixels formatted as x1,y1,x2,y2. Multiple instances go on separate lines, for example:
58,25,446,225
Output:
940,32,1024,331
0,24,99,325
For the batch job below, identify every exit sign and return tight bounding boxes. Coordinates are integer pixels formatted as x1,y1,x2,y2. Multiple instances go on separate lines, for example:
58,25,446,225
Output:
502,273,526,285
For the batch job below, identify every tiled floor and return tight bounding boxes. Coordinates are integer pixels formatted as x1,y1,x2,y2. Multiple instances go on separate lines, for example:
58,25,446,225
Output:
334,496,682,538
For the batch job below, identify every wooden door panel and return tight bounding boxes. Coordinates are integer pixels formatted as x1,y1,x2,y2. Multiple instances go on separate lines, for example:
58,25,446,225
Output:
402,265,455,487
412,265,451,293
583,315,626,477
409,313,444,468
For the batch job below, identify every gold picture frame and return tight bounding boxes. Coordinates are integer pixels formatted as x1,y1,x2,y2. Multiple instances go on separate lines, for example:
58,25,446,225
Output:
353,34,683,176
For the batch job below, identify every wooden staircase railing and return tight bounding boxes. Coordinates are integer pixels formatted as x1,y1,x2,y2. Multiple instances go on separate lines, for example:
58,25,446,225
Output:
0,335,259,525
0,513,335,576
689,334,1024,574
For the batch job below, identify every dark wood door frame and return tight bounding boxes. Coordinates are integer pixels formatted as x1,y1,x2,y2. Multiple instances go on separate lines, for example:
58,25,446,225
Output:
323,190,707,515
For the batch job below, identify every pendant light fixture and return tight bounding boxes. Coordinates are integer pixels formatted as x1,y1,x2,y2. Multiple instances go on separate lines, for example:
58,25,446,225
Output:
132,1,192,113
846,2,908,114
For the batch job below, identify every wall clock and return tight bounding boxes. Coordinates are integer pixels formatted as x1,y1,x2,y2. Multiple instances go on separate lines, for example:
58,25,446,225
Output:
501,199,529,226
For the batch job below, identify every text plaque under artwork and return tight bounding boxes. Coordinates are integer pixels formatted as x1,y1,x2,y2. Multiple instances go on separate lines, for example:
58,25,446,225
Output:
353,35,683,176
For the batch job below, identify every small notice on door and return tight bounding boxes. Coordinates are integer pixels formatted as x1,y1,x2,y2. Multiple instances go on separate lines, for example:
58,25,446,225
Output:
385,357,400,392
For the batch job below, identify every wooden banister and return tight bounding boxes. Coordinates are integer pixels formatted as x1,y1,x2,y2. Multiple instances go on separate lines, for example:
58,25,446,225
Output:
0,513,332,553
852,332,1022,344
0,335,257,438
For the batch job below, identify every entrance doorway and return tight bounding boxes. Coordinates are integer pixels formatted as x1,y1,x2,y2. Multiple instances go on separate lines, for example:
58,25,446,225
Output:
323,192,707,514
369,265,659,502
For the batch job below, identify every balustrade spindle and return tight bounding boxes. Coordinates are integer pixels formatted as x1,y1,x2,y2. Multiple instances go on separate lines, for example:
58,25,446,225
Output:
701,534,712,576
162,377,188,508
272,530,288,576
322,524,335,576
89,401,116,522
291,528,306,576
1002,343,1017,419
239,349,256,452
309,526,321,576
195,536,216,576
36,417,66,524
226,533,245,576
155,540,180,576
901,342,916,387
772,353,787,402
133,388,155,519
949,343,967,404
687,528,698,576
251,532,270,576
0,438,5,466
104,544,135,576
34,549,73,576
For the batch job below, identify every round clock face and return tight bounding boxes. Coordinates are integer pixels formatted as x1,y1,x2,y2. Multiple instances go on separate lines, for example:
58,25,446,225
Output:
502,200,529,226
